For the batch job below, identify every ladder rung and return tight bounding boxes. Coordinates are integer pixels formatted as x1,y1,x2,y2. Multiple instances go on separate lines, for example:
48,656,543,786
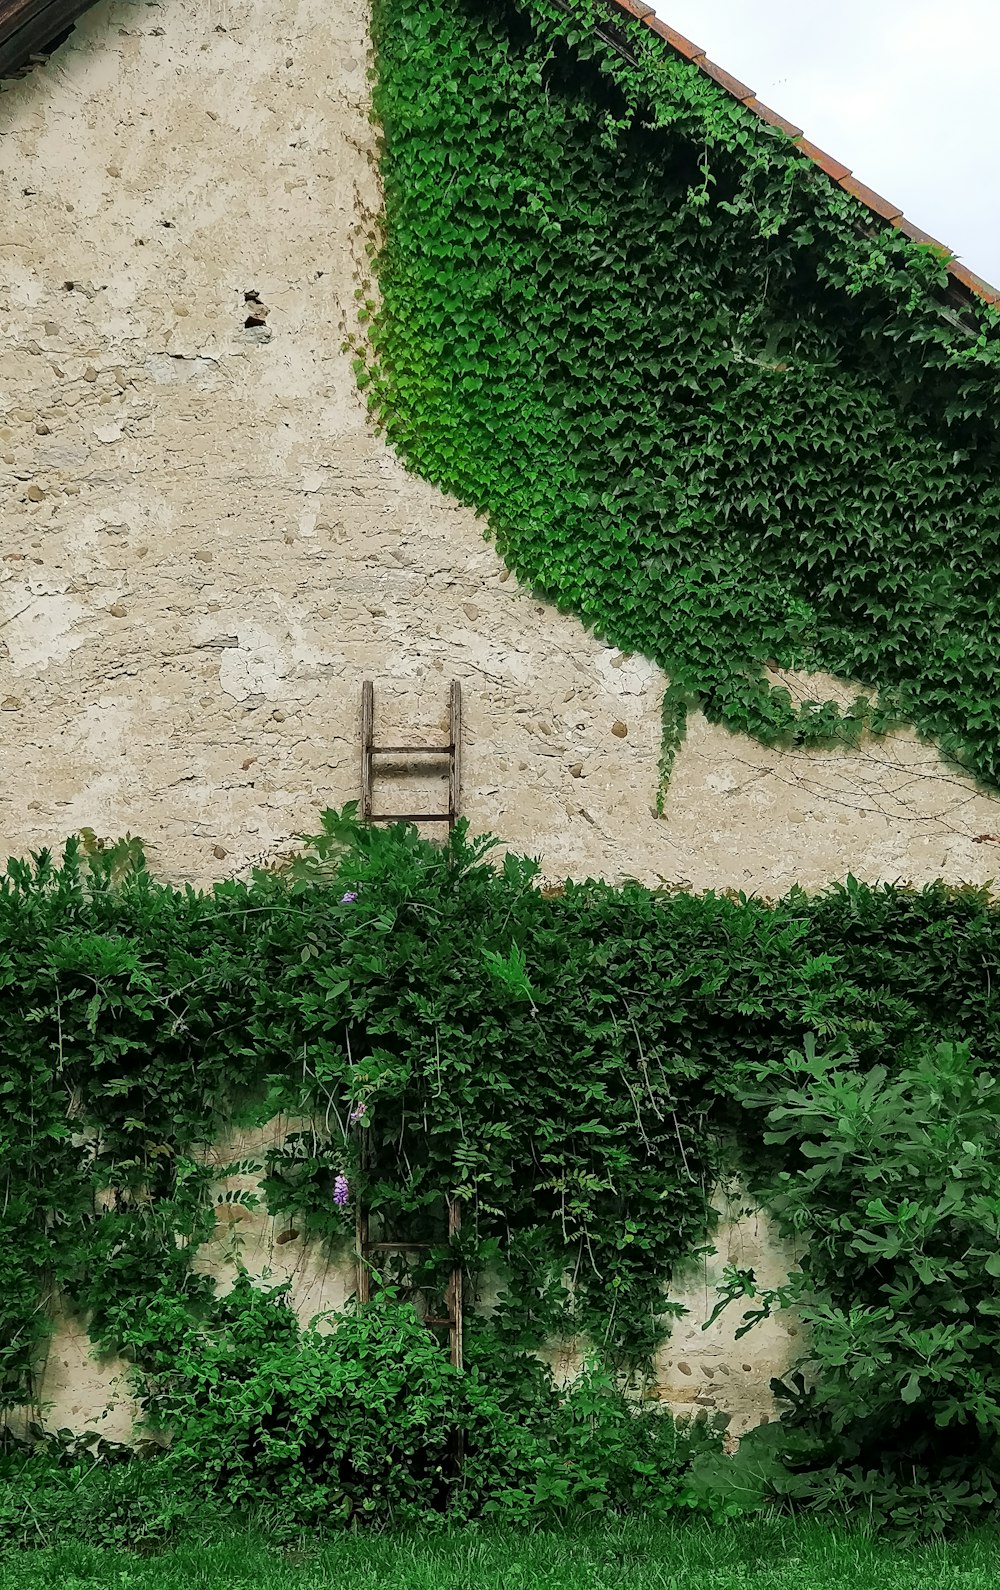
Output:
424,1317,454,1327
371,745,452,756
371,812,452,823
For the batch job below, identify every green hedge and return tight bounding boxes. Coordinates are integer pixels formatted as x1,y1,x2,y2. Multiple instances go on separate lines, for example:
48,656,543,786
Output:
3,811,999,1400
5,815,1000,1528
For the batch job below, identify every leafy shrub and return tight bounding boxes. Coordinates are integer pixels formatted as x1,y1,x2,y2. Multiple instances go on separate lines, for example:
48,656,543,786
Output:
7,813,1000,1532
135,1279,483,1526
524,1362,723,1519
722,1035,1000,1533
116,1277,718,1530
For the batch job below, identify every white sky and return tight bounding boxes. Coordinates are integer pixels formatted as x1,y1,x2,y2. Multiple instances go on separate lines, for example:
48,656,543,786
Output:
654,1,1000,288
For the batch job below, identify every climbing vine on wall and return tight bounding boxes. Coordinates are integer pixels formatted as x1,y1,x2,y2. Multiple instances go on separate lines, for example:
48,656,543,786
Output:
365,0,1000,788
5,812,1000,1409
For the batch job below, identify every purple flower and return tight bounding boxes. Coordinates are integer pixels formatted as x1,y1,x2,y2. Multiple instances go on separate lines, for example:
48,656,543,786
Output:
333,1173,350,1206
340,891,358,904
348,1102,366,1127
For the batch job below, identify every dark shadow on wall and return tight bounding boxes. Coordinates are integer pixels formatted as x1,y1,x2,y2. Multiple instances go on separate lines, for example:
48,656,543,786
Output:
0,0,98,83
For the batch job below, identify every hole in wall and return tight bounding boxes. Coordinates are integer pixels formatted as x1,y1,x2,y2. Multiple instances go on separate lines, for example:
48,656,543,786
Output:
42,24,74,55
243,289,269,330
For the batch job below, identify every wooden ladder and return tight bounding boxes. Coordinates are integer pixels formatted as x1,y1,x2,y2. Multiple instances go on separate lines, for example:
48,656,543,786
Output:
355,1195,464,1370
360,680,462,830
356,682,465,1370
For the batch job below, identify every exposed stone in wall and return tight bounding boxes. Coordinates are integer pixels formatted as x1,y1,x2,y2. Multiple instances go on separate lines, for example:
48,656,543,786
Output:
653,1197,798,1440
3,0,1000,896
190,1119,354,1328
7,1310,137,1446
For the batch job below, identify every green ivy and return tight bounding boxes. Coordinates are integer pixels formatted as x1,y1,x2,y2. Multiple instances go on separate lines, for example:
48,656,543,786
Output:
4,814,1000,1411
365,0,1000,787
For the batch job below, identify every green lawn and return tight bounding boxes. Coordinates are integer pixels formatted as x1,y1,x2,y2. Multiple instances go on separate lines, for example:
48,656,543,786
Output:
2,1520,999,1590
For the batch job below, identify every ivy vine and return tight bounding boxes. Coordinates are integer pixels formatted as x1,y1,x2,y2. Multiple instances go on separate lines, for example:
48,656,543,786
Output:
4,814,1000,1410
365,0,1000,788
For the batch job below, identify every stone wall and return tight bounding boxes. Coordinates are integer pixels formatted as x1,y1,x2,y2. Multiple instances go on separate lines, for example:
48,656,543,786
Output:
4,0,1000,896
0,0,994,1440
15,1121,794,1443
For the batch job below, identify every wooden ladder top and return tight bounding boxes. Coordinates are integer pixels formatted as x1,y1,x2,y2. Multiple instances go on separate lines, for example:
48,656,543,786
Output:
360,679,462,829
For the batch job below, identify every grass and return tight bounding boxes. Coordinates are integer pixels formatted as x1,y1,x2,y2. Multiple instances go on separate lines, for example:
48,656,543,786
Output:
2,1519,1000,1590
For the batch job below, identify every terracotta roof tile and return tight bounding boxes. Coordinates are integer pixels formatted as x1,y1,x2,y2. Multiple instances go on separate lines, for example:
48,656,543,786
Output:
612,0,655,18
893,216,951,254
795,138,850,183
947,260,1000,305
641,15,705,62
837,173,903,222
699,58,754,102
745,98,803,139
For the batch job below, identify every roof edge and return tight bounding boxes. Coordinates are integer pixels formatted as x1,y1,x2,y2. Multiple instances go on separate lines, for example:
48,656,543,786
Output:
604,0,1000,309
0,0,93,81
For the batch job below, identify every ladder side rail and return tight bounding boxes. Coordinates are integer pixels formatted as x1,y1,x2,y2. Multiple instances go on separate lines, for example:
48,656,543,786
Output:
360,679,374,824
355,1203,371,1306
447,1196,464,1371
448,681,462,830
355,1124,372,1305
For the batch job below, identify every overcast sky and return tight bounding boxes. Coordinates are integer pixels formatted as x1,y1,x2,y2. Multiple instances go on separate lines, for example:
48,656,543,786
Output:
655,1,1000,288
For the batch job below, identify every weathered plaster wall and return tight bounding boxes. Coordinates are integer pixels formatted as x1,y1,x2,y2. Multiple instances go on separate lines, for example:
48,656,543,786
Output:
4,0,1000,895
0,0,993,1443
